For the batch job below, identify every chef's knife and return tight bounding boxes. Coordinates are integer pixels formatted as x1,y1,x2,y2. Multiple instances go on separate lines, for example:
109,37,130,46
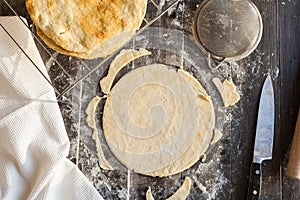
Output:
247,75,275,200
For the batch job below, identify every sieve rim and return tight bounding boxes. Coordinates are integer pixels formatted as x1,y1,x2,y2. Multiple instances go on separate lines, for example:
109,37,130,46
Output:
192,0,263,62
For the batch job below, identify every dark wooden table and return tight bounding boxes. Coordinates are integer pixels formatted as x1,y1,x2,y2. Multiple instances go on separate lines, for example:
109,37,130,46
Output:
1,0,299,199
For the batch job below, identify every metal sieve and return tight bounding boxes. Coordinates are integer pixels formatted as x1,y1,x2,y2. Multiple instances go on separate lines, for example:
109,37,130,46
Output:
192,0,263,65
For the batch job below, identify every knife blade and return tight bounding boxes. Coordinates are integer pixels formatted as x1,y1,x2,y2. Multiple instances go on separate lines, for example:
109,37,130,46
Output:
247,75,275,200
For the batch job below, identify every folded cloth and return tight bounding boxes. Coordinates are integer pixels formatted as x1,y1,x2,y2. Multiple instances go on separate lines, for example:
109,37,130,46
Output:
0,17,103,200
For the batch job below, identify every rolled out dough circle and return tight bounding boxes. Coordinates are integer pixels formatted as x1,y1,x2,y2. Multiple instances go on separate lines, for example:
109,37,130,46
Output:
102,64,215,177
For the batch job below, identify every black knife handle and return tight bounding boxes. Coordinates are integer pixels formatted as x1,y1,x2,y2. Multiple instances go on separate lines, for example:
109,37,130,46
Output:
247,162,262,200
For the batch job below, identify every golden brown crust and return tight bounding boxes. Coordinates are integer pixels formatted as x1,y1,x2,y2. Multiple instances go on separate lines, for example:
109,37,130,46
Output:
36,25,90,58
26,0,147,59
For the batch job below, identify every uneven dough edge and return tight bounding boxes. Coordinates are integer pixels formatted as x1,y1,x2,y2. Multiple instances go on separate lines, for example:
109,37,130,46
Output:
210,129,223,145
85,96,113,170
146,177,192,200
166,177,191,200
212,78,240,107
146,187,155,200
101,50,215,177
36,25,136,59
100,48,152,94
103,64,200,174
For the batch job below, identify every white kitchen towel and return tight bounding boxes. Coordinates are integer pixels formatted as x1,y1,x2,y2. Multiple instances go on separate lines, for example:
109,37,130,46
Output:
0,17,103,200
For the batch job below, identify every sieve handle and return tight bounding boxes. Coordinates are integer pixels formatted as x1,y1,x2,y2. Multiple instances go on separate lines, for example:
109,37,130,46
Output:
207,53,226,70
287,109,300,179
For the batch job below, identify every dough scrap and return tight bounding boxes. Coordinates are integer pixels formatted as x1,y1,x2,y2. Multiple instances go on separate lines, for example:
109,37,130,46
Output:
103,64,215,177
166,177,191,200
26,0,147,59
210,129,223,145
100,48,152,94
146,177,191,200
85,96,113,170
212,78,240,107
146,187,155,200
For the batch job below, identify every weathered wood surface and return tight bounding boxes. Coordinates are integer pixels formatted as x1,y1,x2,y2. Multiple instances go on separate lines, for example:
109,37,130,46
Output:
1,0,300,199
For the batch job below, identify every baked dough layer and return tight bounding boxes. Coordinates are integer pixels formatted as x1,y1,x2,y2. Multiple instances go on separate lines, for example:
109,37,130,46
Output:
26,0,147,59
35,25,136,59
102,64,215,177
